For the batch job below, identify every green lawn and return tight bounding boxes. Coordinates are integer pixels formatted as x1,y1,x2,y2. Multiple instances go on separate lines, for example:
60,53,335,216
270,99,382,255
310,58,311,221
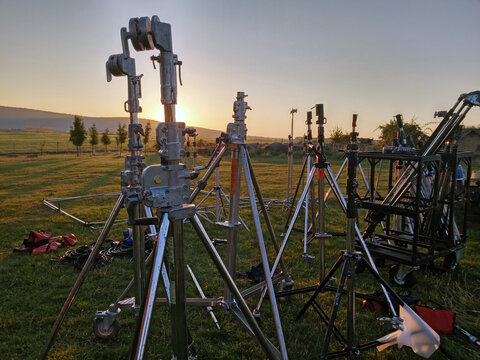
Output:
0,151,479,360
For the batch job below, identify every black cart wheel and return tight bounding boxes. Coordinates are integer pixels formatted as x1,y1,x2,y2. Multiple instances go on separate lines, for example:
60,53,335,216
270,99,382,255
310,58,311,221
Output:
443,253,459,271
93,317,120,339
389,264,416,288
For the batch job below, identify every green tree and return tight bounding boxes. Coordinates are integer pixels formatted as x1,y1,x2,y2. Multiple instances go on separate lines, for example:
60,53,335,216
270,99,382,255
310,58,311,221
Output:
329,125,349,151
101,128,111,152
89,124,99,155
144,121,152,153
69,115,87,156
116,123,127,156
377,116,427,146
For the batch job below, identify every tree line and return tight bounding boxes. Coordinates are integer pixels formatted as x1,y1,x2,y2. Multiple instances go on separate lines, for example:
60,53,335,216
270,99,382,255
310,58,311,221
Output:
69,115,152,156
69,114,431,157
328,116,428,149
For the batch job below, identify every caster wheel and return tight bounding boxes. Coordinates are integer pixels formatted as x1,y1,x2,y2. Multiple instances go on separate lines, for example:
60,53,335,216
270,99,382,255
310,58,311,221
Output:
93,317,120,339
443,253,459,271
389,264,416,288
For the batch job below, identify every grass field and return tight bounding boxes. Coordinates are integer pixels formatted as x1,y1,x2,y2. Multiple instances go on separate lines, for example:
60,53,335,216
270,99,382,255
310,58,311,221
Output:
0,150,479,360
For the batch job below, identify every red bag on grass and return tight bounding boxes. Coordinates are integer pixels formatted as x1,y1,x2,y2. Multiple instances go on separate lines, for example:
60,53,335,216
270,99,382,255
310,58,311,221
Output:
413,305,455,334
62,234,78,247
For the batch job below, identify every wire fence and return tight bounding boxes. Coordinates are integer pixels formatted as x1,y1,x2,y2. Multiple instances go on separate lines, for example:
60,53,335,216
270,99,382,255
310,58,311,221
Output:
0,141,130,155
0,132,160,155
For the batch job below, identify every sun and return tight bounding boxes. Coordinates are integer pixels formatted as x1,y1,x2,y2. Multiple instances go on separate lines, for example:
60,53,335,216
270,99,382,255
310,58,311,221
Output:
156,105,188,123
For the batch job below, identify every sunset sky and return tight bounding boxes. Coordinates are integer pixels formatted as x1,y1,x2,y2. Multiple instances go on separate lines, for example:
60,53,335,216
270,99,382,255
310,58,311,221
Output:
0,0,479,139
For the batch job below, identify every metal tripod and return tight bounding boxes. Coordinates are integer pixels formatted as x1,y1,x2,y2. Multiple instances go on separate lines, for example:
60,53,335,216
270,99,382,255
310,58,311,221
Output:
294,115,386,358
269,114,399,319
293,116,449,359
281,106,331,273
39,16,151,359
285,108,297,205
134,90,290,359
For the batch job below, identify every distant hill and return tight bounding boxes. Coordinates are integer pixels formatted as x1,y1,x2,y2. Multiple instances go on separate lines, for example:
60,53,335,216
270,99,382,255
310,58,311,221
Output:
0,106,282,141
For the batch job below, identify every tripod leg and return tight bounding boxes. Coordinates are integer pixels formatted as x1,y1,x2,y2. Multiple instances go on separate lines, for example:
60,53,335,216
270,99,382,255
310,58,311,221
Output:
145,206,171,302
215,166,221,222
131,213,169,360
296,254,344,321
39,193,125,360
224,144,242,303
133,203,146,307
189,145,227,203
358,163,370,194
253,165,316,313
282,155,308,235
241,146,288,360
324,157,347,204
190,214,281,360
171,219,189,359
320,256,351,360
271,165,316,275
245,150,290,276
317,168,327,281
304,156,311,256
323,164,398,316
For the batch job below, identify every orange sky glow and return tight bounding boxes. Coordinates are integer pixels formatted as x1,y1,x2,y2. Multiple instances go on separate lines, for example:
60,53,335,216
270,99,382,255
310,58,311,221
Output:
0,1,479,139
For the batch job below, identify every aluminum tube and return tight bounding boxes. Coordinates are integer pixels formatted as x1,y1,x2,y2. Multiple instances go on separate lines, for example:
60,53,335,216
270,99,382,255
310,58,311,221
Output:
324,157,347,202
195,188,215,208
241,147,288,360
224,144,242,302
270,166,316,279
171,220,188,359
215,166,221,222
39,193,126,360
358,163,370,193
42,200,88,225
45,192,120,202
134,213,169,360
245,150,289,275
304,156,311,255
318,172,326,282
384,103,469,208
133,204,146,306
145,206,170,302
186,264,220,329
422,100,463,155
320,257,350,359
190,215,281,360
189,145,227,203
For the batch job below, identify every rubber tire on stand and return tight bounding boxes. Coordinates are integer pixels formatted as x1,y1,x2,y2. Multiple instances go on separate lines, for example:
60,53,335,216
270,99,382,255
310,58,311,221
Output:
443,253,459,271
93,318,120,339
389,264,416,288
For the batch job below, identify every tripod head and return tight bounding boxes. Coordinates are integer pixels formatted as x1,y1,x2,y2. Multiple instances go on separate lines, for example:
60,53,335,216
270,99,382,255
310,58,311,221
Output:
226,92,251,144
232,92,251,122
290,108,297,138
306,111,313,142
314,104,327,163
347,114,359,151
315,104,326,125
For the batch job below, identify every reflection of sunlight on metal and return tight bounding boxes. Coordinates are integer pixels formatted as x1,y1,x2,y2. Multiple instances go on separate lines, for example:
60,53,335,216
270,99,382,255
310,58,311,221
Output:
156,105,187,123
42,193,128,229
